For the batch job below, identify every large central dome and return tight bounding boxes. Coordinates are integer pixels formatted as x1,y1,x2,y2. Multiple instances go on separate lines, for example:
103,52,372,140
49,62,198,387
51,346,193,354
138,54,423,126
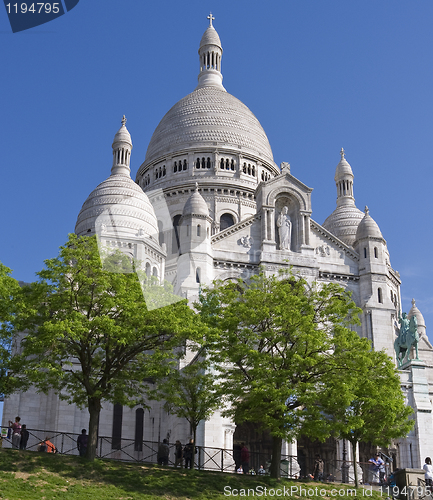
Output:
145,86,274,165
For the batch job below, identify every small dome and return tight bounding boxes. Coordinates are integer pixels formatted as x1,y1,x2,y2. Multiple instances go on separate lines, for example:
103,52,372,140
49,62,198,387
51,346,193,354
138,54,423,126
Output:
335,151,354,181
322,205,364,246
355,206,383,241
183,186,209,217
200,25,222,48
112,115,132,147
408,298,426,329
75,175,158,238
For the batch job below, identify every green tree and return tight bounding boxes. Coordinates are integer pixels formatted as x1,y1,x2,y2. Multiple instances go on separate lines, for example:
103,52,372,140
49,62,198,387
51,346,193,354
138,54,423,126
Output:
197,272,372,479
321,349,413,488
151,355,221,469
0,263,23,397
11,234,199,460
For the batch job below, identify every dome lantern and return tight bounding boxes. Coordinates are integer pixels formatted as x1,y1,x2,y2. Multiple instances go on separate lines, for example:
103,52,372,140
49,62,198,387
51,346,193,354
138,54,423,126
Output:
197,13,225,90
111,115,132,176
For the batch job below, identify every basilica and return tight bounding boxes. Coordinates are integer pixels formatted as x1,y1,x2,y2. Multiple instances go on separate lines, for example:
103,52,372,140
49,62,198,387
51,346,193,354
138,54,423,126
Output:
4,16,433,477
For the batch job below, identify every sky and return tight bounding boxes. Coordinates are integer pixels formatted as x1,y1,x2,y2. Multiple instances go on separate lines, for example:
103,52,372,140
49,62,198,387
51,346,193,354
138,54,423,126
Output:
1,0,433,345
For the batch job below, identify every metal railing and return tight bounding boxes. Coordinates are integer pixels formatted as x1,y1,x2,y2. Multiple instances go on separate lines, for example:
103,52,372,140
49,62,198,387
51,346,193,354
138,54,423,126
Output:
0,426,379,483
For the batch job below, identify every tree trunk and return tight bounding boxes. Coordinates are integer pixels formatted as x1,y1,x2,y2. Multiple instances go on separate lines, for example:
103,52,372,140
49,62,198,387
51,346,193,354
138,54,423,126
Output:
86,397,101,461
269,435,283,479
191,425,197,470
350,439,359,489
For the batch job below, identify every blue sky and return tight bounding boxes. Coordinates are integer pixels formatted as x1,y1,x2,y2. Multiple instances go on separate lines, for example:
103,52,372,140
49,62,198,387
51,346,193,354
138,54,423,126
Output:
1,1,433,344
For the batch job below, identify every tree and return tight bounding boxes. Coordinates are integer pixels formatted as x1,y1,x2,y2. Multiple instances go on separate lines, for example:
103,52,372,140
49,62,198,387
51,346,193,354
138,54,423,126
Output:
197,271,372,479
11,234,200,460
0,262,23,397
320,349,413,488
150,355,221,469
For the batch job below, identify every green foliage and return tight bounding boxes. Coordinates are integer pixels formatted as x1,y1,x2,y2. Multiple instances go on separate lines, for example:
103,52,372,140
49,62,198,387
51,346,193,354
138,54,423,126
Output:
198,272,365,441
0,262,23,396
10,234,201,459
151,356,222,447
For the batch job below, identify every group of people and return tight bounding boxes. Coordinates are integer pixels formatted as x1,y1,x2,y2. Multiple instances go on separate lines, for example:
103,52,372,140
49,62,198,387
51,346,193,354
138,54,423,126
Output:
157,438,197,468
8,416,29,450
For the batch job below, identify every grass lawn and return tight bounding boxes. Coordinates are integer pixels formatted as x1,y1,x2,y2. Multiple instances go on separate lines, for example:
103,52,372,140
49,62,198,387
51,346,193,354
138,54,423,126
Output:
0,448,383,500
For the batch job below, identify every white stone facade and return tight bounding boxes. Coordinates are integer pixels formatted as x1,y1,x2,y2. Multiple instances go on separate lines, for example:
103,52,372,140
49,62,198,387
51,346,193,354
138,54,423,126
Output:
3,17,433,473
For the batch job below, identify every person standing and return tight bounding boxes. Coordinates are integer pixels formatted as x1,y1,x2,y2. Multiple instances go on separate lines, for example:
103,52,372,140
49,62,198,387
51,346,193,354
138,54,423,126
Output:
77,429,88,457
240,443,250,474
313,454,324,481
368,454,384,485
174,440,183,468
8,416,21,449
424,457,433,490
157,438,170,466
183,439,196,469
19,425,29,450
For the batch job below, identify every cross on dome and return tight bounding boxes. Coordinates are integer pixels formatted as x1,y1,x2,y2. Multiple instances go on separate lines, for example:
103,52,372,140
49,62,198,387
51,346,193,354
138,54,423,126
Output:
340,148,345,160
207,12,215,27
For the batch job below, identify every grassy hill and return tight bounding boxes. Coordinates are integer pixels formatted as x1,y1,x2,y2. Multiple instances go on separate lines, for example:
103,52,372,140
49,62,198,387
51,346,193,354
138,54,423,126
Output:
0,448,381,499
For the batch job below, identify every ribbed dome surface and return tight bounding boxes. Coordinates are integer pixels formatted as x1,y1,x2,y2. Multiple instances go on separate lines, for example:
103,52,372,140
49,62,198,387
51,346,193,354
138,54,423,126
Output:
200,26,221,48
75,174,158,238
144,86,274,165
355,209,383,241
183,189,209,217
322,205,364,247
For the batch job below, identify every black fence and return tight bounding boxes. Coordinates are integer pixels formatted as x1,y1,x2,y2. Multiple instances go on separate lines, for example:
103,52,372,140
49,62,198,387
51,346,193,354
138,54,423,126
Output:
0,426,379,483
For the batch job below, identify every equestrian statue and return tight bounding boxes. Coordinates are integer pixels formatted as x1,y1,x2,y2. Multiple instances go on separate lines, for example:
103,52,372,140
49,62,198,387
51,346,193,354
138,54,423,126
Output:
394,312,419,367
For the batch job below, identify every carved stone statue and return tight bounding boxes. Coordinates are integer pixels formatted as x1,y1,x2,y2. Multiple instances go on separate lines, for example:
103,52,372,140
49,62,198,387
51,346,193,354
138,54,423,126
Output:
394,312,419,367
277,206,292,251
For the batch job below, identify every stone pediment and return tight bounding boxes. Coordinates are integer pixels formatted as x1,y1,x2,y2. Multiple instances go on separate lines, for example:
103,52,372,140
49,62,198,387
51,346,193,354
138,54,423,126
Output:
310,219,359,261
256,171,313,213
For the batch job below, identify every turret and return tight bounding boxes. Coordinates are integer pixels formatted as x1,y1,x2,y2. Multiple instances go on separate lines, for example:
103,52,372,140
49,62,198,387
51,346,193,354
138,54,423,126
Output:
176,184,213,297
111,115,132,176
196,13,225,90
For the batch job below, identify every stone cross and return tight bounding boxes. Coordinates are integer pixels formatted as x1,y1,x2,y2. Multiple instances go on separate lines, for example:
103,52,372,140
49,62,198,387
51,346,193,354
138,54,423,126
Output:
207,12,215,27
340,147,345,160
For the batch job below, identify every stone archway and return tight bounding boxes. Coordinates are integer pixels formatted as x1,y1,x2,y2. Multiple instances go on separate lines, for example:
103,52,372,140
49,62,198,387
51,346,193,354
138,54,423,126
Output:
233,422,273,472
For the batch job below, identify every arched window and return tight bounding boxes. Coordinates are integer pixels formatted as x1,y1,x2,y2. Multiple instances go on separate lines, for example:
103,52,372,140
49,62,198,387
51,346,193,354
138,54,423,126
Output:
196,267,201,284
158,220,164,246
207,157,211,168
183,160,187,171
197,224,201,236
226,159,230,170
374,247,378,258
162,166,166,176
172,215,182,253
243,163,246,173
112,403,123,450
152,267,158,277
196,158,200,169
220,213,235,231
134,408,144,451
145,262,151,277
202,157,205,168
378,288,383,304
231,159,235,170
174,162,177,173
364,248,367,258
220,159,224,169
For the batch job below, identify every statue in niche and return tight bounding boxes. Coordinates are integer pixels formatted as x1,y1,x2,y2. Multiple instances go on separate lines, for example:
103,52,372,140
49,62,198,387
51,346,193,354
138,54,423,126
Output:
394,312,419,367
277,206,292,251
